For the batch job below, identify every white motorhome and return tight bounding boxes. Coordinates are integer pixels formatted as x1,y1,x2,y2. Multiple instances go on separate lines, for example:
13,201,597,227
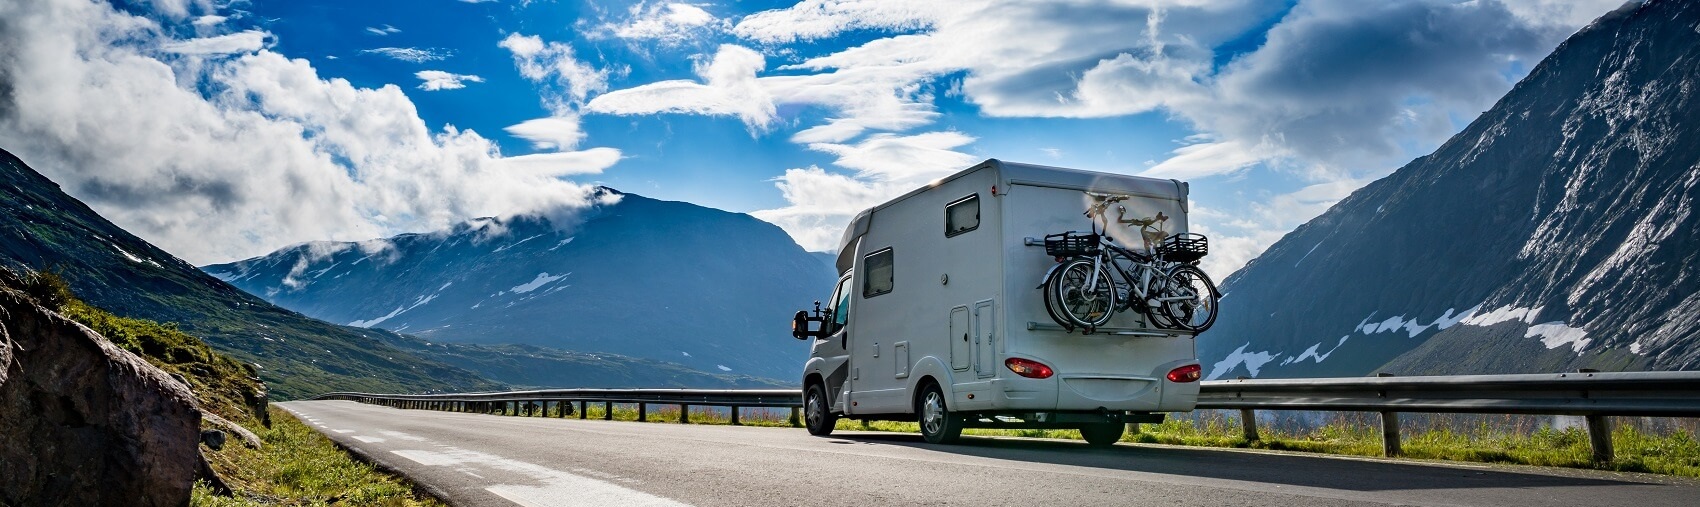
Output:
791,159,1205,445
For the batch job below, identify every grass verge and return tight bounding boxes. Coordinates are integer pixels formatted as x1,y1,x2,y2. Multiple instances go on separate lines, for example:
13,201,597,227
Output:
193,406,446,507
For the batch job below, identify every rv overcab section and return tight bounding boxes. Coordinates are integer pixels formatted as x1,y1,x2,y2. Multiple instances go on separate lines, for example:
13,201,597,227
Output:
792,159,1212,446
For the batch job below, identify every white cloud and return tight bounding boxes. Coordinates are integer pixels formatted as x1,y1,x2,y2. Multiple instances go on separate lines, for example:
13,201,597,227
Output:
504,116,586,150
586,44,776,130
159,30,268,55
732,0,946,44
605,3,725,44
414,70,483,91
191,15,225,26
499,148,624,178
0,0,621,264
360,47,449,63
1142,140,1278,180
753,131,978,251
365,24,401,36
499,33,610,108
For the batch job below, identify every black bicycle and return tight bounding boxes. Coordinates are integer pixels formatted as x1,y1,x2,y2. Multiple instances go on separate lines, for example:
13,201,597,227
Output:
1039,228,1219,334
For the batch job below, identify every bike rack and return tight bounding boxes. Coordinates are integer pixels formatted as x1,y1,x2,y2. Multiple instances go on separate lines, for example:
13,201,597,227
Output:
1025,322,1176,337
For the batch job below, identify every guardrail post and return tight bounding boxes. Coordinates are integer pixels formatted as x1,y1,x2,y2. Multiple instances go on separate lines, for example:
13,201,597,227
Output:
730,406,741,426
580,401,588,419
1586,414,1613,462
1377,373,1401,457
680,404,690,424
1240,409,1260,442
604,402,613,420
638,403,647,422
789,407,800,427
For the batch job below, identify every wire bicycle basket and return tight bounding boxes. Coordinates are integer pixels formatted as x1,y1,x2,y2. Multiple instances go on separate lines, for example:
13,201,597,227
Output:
1156,233,1208,263
1043,232,1101,257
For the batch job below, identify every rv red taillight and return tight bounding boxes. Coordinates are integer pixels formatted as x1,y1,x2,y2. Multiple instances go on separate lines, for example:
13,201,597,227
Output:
1167,364,1202,383
1005,358,1054,379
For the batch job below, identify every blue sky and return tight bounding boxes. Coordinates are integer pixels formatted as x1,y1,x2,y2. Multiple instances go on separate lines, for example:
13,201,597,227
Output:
0,0,1625,279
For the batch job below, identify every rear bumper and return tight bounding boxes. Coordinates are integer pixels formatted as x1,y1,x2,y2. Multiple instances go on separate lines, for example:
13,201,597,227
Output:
953,362,1200,413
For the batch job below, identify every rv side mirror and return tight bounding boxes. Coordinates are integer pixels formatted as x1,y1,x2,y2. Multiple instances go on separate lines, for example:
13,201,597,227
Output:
792,310,813,340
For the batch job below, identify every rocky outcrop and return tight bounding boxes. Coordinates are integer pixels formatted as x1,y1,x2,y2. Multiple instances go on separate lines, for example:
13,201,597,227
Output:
0,288,203,507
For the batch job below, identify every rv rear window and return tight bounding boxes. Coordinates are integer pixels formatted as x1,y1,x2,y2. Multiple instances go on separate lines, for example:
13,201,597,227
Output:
864,248,894,298
945,194,980,237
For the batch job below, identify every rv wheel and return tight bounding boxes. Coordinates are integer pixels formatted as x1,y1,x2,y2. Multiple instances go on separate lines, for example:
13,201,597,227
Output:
804,383,837,436
918,384,963,444
1080,423,1125,447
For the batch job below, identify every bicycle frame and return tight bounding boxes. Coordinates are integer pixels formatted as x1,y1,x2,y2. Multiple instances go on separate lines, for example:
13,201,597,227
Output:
1081,240,1194,312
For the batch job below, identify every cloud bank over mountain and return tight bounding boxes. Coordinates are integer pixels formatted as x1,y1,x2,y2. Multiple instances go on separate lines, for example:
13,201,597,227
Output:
0,0,621,264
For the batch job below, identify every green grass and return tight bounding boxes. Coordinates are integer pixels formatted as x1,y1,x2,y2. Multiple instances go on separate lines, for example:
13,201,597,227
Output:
193,407,446,507
1129,412,1700,478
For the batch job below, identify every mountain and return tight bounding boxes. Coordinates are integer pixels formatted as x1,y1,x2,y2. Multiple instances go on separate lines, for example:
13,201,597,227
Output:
0,147,500,399
204,189,836,381
1201,0,1700,380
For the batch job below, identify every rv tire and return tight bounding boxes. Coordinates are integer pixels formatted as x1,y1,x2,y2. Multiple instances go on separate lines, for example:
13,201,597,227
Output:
1080,423,1125,447
918,383,963,444
804,383,837,436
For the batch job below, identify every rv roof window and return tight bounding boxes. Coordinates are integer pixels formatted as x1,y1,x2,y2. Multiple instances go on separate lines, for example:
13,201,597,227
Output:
945,194,979,237
864,248,894,298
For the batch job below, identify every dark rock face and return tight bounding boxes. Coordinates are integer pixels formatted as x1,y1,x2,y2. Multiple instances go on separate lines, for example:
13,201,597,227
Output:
0,288,202,507
1200,0,1700,380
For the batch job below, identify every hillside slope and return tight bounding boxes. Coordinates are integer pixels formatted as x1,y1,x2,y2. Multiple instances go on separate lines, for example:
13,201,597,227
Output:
0,147,499,399
1202,0,1699,379
205,189,835,380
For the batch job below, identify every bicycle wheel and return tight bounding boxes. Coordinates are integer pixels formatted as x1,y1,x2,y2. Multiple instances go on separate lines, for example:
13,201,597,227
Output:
1160,265,1219,333
1041,265,1075,331
1141,275,1180,330
1046,259,1116,330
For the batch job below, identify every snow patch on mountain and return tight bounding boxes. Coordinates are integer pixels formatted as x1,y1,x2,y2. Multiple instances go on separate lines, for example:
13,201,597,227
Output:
548,237,575,251
493,234,542,253
1527,322,1592,353
511,272,568,294
1281,335,1350,366
350,293,439,328
111,244,161,268
1207,343,1281,380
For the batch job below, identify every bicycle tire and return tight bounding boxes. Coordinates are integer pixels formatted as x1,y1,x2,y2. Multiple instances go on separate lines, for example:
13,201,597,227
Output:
1160,265,1219,333
1041,264,1075,331
1047,259,1116,330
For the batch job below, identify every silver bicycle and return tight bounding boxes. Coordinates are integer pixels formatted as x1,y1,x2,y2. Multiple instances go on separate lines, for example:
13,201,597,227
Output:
1040,229,1219,334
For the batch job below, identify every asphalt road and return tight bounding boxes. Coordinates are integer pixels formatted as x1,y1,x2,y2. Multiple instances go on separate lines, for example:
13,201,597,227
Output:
281,400,1699,507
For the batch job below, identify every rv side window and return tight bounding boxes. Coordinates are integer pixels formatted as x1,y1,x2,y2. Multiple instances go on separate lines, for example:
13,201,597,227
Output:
830,275,853,330
945,194,980,237
863,248,894,298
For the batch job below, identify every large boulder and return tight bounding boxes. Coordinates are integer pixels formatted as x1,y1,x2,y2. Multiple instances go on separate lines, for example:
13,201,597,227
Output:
0,288,202,507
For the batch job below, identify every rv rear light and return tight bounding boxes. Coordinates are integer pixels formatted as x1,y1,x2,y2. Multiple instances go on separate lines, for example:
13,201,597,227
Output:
1167,364,1202,383
1005,358,1054,379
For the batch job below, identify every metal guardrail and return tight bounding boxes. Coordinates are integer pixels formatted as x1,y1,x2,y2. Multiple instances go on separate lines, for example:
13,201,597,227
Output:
314,388,802,426
316,371,1700,462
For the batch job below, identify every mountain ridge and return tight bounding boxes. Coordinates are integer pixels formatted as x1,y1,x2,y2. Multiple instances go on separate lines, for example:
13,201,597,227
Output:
205,188,836,381
1201,0,1699,380
0,146,501,399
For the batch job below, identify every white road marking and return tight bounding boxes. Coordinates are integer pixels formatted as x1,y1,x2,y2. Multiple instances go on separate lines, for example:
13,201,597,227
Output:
333,429,354,433
353,436,386,443
379,430,427,441
389,447,689,506
463,471,484,479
